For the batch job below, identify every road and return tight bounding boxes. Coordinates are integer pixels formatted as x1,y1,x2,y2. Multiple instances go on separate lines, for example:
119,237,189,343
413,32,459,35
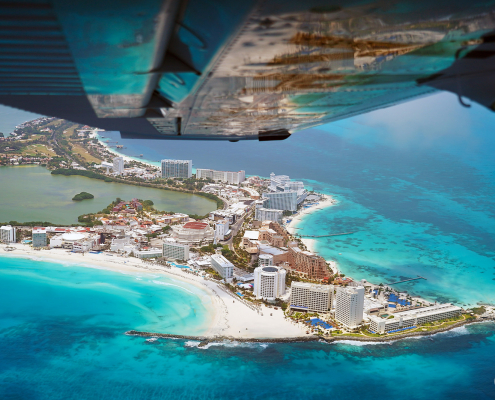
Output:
220,209,252,251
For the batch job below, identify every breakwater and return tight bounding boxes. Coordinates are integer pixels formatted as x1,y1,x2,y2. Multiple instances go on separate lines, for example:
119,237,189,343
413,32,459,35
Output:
125,316,494,346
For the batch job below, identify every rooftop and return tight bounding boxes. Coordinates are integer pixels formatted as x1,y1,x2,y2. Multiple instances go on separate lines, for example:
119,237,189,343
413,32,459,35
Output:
183,222,208,230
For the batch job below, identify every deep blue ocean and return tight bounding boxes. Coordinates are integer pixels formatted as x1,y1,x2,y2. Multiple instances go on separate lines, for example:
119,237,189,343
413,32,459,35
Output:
1,91,495,399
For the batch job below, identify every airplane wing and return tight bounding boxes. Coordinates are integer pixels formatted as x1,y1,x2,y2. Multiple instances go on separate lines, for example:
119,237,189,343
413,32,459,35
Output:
0,0,495,141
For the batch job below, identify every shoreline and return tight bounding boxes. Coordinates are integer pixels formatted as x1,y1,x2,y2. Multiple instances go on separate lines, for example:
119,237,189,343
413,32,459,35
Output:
126,317,495,346
92,131,160,169
285,195,339,274
0,244,308,339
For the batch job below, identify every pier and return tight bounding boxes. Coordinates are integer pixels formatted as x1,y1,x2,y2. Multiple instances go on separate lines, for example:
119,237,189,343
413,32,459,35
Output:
295,232,355,238
388,276,426,285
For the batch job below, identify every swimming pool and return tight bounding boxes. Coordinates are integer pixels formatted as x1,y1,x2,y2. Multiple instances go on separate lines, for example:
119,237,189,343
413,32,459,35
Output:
169,262,190,269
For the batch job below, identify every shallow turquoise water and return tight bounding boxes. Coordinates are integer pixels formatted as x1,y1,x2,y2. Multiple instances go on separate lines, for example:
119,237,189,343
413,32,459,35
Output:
0,256,214,335
1,256,495,399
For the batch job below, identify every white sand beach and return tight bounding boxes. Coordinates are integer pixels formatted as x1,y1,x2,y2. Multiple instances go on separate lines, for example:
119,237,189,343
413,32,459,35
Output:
285,196,339,274
91,130,159,169
0,244,307,339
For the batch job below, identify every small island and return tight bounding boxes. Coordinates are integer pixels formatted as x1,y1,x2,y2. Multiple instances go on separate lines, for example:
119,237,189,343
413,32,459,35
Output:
72,192,94,201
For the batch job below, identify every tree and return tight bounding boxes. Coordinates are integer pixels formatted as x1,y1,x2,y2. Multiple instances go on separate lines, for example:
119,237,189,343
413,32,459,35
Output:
0,132,4,138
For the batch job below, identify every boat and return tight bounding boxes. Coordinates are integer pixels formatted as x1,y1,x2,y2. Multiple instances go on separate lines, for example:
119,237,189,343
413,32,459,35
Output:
146,338,158,342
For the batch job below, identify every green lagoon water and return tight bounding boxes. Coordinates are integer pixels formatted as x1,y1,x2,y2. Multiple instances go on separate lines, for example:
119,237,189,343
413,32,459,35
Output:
0,165,216,224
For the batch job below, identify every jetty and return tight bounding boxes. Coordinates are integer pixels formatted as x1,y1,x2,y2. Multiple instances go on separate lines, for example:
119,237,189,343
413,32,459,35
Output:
388,276,426,285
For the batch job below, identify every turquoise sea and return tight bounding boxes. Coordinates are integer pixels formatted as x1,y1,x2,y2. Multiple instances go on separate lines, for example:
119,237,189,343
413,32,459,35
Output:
1,255,495,399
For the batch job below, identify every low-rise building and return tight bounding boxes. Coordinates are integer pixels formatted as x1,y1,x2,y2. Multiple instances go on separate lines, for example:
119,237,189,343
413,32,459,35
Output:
290,282,334,313
254,265,286,300
211,254,234,279
210,254,234,279
171,221,214,245
133,248,162,259
162,240,190,261
32,227,47,248
50,232,100,252
368,303,463,334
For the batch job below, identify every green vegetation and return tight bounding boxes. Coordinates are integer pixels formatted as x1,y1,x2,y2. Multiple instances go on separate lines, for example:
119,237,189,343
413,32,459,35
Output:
471,306,486,315
72,192,94,201
52,168,113,182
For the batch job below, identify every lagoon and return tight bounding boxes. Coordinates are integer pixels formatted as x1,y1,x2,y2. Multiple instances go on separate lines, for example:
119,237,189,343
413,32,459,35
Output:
0,165,216,224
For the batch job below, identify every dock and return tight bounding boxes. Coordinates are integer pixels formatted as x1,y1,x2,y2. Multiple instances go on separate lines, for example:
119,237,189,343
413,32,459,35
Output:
388,276,426,285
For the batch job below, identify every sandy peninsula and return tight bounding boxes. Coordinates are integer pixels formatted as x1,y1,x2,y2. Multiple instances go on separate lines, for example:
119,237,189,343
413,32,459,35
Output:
0,244,307,339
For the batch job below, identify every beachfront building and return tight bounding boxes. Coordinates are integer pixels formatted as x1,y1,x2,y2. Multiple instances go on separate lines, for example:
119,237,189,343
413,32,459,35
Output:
133,248,162,259
162,240,190,261
110,235,135,254
161,159,192,178
258,254,273,267
262,190,297,212
368,303,463,334
210,254,234,280
170,221,214,245
113,156,124,175
49,232,100,252
196,168,246,185
287,246,329,280
269,173,307,204
0,225,16,243
335,286,365,329
290,282,334,313
254,265,286,300
32,227,47,248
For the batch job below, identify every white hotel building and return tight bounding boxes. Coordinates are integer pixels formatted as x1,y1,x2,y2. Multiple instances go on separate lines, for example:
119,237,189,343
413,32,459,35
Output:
335,286,365,329
162,240,190,261
368,303,462,334
196,168,245,185
262,190,298,212
254,265,286,300
0,225,16,243
161,159,192,178
290,282,334,313
254,205,283,223
113,156,125,175
210,254,234,280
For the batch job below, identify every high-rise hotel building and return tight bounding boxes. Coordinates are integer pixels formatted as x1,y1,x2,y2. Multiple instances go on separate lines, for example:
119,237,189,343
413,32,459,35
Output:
254,265,286,300
335,286,365,329
290,282,334,313
113,156,125,175
161,159,192,178
196,168,245,185
262,190,298,212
